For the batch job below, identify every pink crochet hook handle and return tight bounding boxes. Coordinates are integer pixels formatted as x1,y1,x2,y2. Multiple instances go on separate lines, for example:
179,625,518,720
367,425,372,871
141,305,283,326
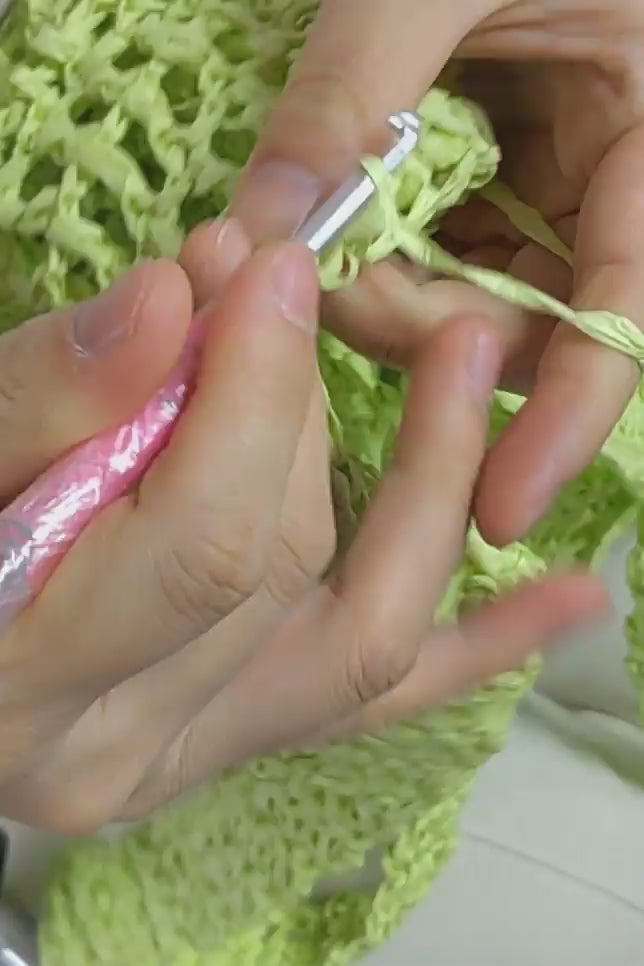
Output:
0,336,199,630
0,109,421,630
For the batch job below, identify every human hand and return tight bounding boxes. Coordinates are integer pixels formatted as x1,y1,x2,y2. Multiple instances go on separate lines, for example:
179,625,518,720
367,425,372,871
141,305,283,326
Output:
231,0,644,545
0,219,605,831
0,219,334,829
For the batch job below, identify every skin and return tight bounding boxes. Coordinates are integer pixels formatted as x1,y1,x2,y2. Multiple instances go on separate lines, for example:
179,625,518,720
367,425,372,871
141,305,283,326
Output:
0,220,606,831
230,0,644,546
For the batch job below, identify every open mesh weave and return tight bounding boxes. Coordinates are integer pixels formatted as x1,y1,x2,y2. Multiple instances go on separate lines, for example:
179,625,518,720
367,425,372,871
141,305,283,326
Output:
2,1,644,964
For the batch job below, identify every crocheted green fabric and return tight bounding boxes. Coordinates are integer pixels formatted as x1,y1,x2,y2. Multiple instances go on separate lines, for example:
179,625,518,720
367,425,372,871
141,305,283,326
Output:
2,1,644,964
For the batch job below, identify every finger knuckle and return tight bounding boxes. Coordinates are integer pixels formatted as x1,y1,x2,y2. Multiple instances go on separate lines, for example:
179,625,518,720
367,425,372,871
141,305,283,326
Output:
118,776,171,822
268,521,336,605
121,769,176,821
341,612,417,707
120,728,205,821
269,69,371,170
157,518,264,628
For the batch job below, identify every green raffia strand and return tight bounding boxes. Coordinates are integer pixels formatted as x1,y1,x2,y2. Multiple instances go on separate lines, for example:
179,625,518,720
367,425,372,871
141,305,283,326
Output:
1,1,644,963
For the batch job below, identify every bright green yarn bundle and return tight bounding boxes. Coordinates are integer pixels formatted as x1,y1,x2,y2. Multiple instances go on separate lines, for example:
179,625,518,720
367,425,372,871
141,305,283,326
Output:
2,1,644,964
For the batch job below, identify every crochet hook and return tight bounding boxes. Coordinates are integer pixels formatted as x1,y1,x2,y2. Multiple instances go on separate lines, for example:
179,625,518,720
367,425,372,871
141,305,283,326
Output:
0,109,421,628
295,110,421,252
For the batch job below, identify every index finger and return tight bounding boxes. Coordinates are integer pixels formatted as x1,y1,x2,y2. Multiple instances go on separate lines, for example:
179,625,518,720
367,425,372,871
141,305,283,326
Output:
230,0,490,242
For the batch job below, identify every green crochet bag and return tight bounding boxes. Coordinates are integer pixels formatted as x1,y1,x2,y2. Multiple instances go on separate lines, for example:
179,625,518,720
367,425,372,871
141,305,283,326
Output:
2,1,644,964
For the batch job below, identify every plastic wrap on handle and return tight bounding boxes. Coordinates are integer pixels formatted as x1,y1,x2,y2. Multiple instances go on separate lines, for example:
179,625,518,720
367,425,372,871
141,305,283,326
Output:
0,338,199,630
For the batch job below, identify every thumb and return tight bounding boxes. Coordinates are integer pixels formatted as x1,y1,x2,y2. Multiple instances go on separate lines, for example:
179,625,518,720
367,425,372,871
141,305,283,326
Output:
231,0,494,243
0,259,192,500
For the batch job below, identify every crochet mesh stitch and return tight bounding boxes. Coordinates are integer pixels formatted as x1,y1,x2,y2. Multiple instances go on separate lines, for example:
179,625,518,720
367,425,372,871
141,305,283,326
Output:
1,2,644,964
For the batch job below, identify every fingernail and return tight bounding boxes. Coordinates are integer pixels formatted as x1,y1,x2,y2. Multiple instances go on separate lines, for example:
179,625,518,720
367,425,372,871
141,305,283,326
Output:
467,327,501,400
271,245,318,332
72,273,138,359
210,216,249,271
187,217,250,304
234,161,321,243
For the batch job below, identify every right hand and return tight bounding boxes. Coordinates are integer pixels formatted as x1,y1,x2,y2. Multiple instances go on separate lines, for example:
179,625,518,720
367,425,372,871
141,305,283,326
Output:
0,219,607,832
231,0,644,547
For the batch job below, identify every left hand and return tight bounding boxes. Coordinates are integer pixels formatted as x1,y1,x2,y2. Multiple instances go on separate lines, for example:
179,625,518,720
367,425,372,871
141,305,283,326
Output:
230,0,644,546
323,47,644,546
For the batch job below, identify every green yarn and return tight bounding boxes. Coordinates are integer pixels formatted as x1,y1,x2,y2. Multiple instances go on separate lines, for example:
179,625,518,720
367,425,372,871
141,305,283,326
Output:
2,1,644,964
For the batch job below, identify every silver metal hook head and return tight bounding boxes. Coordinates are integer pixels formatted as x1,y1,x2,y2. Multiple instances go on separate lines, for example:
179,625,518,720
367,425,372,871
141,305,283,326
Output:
295,107,423,255
381,110,421,175
387,111,421,135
